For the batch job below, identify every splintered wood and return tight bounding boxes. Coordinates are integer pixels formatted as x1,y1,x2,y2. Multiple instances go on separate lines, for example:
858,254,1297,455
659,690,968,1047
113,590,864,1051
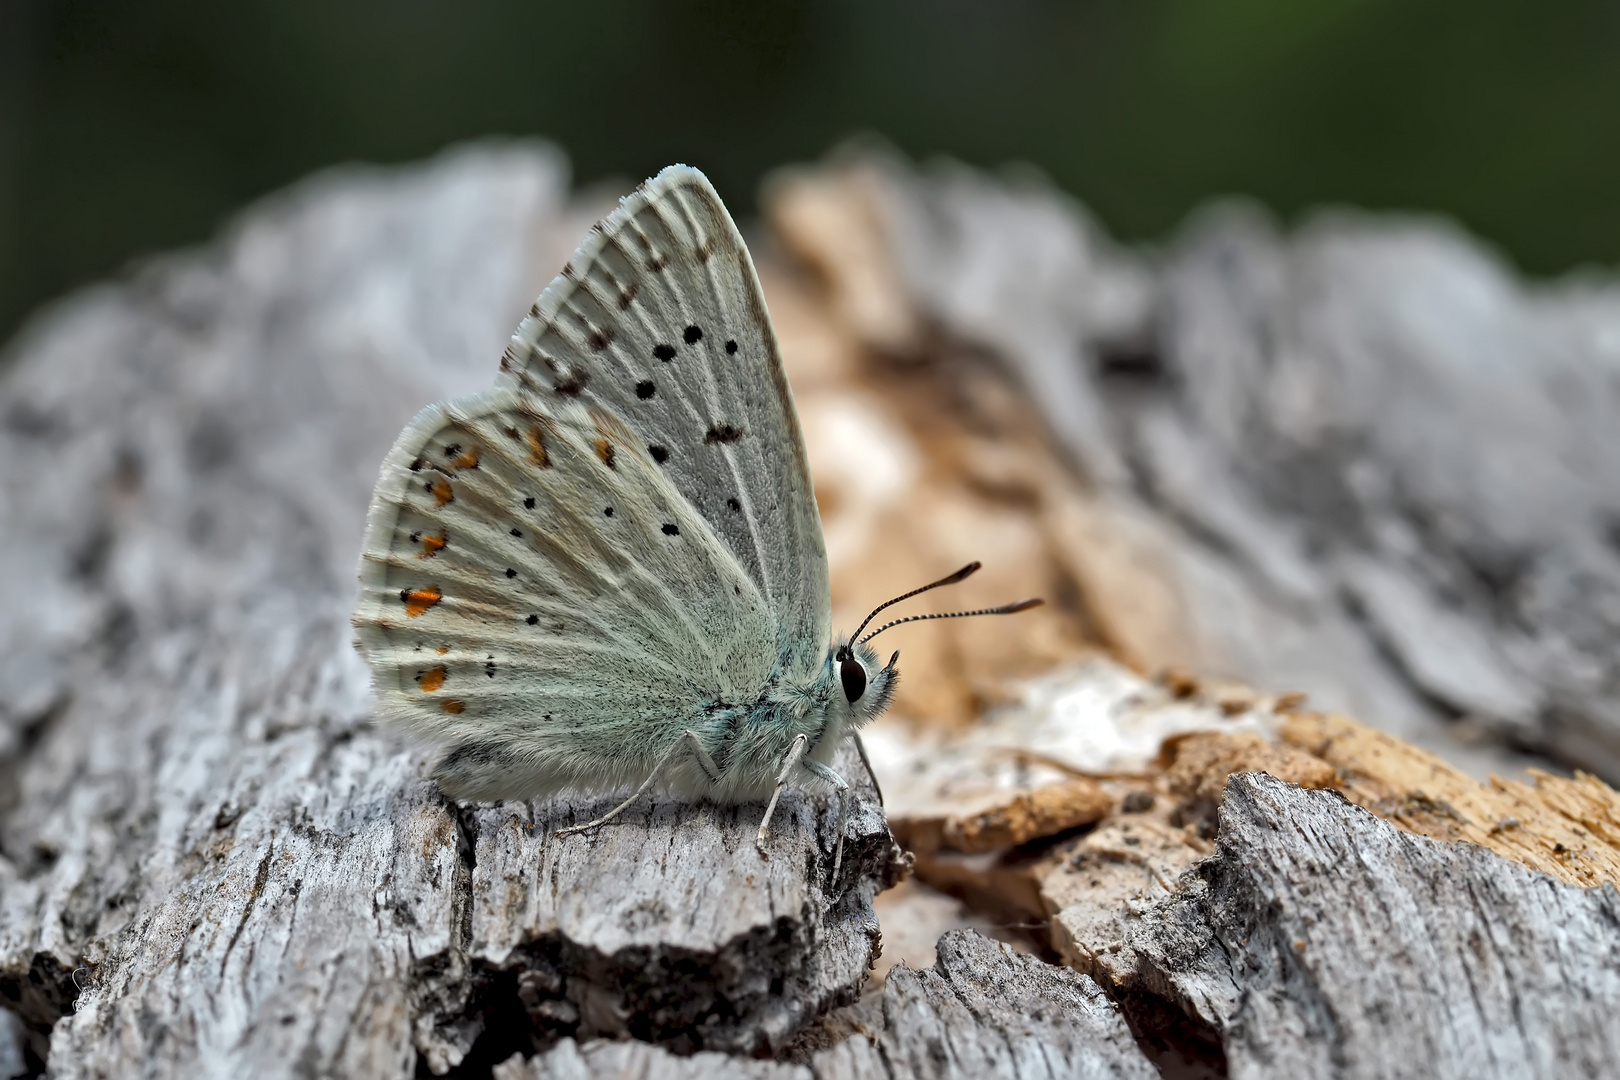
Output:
1280,711,1620,889
864,655,1620,947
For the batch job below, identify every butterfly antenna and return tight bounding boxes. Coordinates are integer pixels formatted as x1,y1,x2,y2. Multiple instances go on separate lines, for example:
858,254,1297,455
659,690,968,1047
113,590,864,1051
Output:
848,562,983,644
858,598,1044,645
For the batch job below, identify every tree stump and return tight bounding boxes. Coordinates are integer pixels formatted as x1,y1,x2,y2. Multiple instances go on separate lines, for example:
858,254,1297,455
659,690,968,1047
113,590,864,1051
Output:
5,142,1620,1080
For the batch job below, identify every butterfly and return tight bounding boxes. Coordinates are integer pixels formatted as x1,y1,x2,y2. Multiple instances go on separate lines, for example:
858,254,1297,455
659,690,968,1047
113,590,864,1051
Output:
350,165,1040,871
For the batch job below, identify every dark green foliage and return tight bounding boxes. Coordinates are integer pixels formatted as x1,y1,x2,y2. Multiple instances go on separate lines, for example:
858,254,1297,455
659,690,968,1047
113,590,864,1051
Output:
3,0,1619,345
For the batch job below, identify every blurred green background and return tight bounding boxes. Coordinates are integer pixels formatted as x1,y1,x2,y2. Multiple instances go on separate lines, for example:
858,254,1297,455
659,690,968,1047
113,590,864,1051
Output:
3,0,1618,346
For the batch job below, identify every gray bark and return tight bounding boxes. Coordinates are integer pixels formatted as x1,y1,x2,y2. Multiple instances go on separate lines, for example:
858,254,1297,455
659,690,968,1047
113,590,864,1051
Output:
0,142,896,1078
503,930,1156,1080
1088,773,1620,1080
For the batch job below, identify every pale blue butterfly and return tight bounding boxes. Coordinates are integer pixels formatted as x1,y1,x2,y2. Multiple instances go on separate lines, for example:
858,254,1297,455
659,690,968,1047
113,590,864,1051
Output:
350,165,1040,871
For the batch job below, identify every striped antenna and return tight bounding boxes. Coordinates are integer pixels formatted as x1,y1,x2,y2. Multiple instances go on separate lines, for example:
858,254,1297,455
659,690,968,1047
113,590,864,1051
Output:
847,562,983,646
858,598,1043,645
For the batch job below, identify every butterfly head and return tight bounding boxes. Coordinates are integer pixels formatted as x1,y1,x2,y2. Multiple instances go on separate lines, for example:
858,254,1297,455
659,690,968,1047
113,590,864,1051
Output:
833,562,1044,726
831,639,899,726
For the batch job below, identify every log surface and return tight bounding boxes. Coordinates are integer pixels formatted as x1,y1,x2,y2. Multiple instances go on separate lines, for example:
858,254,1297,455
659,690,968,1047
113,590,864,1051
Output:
7,140,1620,1080
1122,773,1620,1080
501,930,1157,1080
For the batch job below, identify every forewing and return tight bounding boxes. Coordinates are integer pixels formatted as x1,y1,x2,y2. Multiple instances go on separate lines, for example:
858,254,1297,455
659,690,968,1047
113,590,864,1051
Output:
495,165,831,679
351,387,774,797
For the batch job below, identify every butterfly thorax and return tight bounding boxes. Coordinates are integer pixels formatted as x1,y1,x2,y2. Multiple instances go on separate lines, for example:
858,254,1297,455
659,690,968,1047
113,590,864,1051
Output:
687,638,892,802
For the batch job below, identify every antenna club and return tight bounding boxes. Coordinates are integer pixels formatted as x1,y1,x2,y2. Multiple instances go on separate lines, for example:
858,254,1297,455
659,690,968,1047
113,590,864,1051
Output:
849,561,988,642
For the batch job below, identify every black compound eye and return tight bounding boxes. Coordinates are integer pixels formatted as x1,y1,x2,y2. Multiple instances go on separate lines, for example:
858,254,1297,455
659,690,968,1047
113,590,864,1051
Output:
840,656,867,703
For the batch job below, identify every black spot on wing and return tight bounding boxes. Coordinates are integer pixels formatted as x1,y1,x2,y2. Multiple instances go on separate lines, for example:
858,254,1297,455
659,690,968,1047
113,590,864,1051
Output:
636,380,655,399
604,506,614,517
648,444,669,464
526,614,539,625
523,497,536,509
704,424,745,445
653,344,676,362
726,498,741,512
553,366,589,395
725,339,738,355
661,523,680,536
587,326,615,351
683,325,703,345
505,568,517,578
511,528,523,537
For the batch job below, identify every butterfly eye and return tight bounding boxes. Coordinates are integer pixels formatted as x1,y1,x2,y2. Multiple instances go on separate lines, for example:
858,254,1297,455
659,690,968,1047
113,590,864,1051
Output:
839,656,867,703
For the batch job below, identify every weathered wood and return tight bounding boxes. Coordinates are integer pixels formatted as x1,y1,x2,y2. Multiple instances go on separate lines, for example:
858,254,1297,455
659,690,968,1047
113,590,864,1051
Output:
1090,773,1620,1079
501,930,1157,1080
0,143,897,1078
1278,710,1620,888
12,136,1620,1080
772,153,1620,780
499,1039,809,1080
852,929,1155,1080
866,656,1620,1076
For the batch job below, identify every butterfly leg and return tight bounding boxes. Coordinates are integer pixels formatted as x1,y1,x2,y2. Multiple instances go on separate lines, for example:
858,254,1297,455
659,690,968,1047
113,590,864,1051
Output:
801,758,851,881
681,729,723,786
852,731,884,806
755,733,809,857
556,730,716,837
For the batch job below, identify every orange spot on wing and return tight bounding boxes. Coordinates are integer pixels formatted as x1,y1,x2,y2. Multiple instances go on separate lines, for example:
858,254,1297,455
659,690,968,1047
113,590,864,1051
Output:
435,645,449,655
449,446,479,471
429,477,453,507
417,531,447,558
594,437,616,468
417,665,447,692
525,426,551,468
402,585,442,617
440,699,465,714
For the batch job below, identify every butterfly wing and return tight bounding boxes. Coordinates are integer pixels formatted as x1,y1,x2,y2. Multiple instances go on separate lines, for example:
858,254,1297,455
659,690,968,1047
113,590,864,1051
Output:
496,165,831,681
351,387,776,800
